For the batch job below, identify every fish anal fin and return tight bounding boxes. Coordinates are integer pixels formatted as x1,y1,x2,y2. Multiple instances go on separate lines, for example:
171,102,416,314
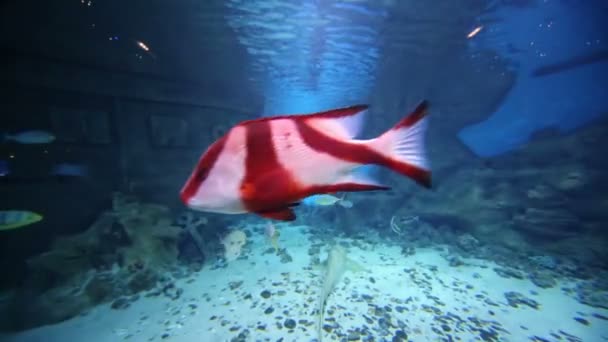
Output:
256,207,296,221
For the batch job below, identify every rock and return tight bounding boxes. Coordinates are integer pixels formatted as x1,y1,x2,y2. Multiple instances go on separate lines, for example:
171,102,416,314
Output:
127,269,159,294
448,256,464,267
529,272,556,289
162,283,183,300
283,318,296,329
504,291,540,310
260,290,271,299
84,273,118,303
494,267,524,279
111,297,130,310
576,283,608,309
347,331,361,341
393,330,408,342
229,281,243,290
528,255,558,270
513,207,579,238
456,233,479,252
279,249,293,264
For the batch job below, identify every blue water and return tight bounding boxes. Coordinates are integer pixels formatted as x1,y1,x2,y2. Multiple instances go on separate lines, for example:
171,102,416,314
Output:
459,0,608,156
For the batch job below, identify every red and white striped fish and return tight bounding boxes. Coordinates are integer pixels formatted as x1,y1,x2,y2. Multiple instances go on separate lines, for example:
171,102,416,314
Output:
180,101,431,221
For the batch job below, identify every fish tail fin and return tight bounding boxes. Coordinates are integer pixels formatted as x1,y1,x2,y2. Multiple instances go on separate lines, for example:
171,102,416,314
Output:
369,100,431,188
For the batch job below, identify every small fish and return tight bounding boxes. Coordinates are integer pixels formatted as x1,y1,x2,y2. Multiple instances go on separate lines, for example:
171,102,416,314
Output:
317,246,363,341
3,130,55,144
180,101,431,221
265,222,280,253
50,163,89,177
0,210,43,231
0,160,9,176
302,194,353,208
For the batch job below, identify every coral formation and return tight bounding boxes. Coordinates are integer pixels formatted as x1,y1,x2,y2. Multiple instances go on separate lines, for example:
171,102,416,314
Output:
8,193,182,330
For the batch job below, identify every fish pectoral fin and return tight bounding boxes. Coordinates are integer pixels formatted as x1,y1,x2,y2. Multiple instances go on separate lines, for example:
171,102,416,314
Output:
256,207,296,221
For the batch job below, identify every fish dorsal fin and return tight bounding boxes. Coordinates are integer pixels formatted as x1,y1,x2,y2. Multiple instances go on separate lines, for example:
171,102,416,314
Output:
256,207,296,221
303,105,368,140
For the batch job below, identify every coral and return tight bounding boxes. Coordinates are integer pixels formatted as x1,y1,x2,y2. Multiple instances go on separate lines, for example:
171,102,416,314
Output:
512,207,579,238
110,192,181,269
175,211,209,259
15,193,182,330
456,233,479,252
221,229,247,262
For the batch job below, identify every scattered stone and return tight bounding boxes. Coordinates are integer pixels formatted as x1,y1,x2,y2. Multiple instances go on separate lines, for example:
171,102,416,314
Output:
529,272,557,289
400,246,415,256
494,268,524,279
347,331,361,341
260,290,271,299
393,330,408,341
229,281,243,290
456,233,479,252
161,333,169,339
448,256,464,267
529,255,558,270
573,317,589,326
576,283,608,309
504,291,540,310
264,307,274,314
284,318,296,329
162,283,183,300
230,329,250,342
592,313,608,320
278,249,293,263
110,297,130,310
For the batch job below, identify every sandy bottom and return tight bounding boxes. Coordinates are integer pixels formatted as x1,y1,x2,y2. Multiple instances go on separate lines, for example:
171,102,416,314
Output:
4,224,608,342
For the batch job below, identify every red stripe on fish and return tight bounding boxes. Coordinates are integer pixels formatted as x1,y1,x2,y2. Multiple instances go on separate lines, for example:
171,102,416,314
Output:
296,101,431,188
295,119,380,164
180,135,227,204
239,119,303,215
